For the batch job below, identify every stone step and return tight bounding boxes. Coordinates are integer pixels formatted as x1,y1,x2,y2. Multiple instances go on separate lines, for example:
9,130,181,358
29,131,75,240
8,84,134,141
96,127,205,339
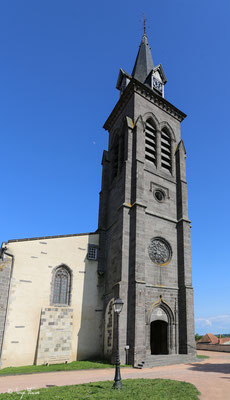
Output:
137,361,145,369
142,354,197,368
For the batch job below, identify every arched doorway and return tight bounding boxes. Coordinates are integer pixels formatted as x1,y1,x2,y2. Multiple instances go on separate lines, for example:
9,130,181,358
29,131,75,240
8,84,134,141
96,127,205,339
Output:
150,320,168,354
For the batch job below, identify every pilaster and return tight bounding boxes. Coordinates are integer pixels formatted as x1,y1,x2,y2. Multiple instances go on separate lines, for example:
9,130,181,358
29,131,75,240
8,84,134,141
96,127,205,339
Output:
176,141,196,355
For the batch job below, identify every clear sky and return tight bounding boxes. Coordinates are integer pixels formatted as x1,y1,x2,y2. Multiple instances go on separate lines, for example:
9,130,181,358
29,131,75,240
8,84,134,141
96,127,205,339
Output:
0,0,230,335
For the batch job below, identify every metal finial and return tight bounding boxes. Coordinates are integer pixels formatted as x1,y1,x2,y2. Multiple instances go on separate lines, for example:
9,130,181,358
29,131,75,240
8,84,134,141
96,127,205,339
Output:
143,13,147,35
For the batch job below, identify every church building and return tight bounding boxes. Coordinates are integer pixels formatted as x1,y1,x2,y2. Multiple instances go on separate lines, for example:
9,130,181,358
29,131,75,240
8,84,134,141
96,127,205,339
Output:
0,32,196,369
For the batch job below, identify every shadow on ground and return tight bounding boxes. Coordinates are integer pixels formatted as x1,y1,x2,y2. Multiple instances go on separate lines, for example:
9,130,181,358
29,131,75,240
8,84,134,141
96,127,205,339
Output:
188,363,230,374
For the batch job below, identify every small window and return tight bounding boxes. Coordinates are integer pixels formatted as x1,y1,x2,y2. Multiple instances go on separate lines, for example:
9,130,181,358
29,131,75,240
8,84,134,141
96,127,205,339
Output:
145,119,156,165
154,189,165,202
53,267,71,305
87,245,98,261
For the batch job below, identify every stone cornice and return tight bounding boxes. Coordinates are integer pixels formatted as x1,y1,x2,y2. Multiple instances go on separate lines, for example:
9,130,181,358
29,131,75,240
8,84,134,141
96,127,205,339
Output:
146,284,179,290
177,217,191,224
103,82,134,131
133,79,187,123
145,210,177,224
119,201,147,210
103,79,186,131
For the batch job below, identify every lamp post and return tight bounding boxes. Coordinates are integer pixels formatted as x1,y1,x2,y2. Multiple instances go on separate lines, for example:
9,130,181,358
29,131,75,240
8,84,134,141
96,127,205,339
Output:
113,297,124,389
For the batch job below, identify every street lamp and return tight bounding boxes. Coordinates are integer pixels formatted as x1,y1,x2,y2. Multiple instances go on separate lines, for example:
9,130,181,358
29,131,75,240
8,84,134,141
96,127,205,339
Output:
113,297,124,389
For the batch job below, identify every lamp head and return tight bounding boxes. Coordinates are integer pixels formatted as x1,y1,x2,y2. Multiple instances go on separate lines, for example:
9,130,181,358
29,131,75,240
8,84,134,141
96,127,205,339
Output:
113,297,124,314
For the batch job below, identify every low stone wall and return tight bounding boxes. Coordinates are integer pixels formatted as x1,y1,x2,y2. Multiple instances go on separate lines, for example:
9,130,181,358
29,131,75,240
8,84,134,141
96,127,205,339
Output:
197,343,230,352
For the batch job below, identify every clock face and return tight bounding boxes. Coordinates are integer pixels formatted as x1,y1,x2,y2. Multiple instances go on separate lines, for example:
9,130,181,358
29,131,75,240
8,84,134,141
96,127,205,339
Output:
152,77,163,93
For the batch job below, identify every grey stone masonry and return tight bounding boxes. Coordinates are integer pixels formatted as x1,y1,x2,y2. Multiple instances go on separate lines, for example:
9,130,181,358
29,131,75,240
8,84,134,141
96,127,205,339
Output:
36,307,73,365
0,257,12,363
176,141,196,355
143,354,197,368
99,36,196,367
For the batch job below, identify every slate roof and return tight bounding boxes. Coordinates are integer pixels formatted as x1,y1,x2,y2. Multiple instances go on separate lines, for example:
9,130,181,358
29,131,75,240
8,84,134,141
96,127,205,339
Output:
132,33,154,83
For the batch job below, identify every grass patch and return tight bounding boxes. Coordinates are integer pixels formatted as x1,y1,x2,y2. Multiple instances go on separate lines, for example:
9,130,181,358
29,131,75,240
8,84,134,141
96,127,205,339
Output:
197,355,210,359
0,360,127,376
0,379,200,399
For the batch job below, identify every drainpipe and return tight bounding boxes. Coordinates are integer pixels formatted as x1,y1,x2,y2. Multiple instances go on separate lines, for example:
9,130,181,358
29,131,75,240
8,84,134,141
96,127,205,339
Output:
0,244,15,366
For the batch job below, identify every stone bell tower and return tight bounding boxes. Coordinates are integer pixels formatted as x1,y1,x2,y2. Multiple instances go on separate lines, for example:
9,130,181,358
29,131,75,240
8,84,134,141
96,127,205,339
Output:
98,32,196,367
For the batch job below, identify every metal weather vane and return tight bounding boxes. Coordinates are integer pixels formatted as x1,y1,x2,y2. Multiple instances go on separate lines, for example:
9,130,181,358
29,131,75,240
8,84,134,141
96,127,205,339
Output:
143,13,147,34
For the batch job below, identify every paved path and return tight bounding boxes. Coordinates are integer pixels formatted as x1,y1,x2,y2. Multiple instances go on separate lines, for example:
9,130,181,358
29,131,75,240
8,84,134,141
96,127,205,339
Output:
0,351,230,399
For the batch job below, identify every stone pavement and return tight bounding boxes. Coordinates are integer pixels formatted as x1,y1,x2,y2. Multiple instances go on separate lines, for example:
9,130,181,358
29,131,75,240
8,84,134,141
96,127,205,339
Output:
0,351,230,399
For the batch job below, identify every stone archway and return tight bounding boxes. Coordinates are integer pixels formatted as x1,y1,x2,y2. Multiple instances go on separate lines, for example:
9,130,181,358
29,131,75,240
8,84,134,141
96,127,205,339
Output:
104,298,114,359
146,298,176,356
150,320,168,354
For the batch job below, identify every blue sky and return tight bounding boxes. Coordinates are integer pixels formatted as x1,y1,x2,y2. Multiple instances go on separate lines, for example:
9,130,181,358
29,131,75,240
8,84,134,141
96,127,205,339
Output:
0,0,230,335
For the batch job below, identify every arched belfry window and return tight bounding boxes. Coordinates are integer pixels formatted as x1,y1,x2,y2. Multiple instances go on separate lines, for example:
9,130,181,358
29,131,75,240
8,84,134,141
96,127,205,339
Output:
161,129,171,172
145,119,156,165
53,266,71,305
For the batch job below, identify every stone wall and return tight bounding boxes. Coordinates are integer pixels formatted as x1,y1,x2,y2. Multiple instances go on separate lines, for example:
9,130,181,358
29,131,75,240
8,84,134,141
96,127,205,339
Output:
197,343,230,352
104,299,114,359
99,80,196,366
0,233,103,368
36,307,73,365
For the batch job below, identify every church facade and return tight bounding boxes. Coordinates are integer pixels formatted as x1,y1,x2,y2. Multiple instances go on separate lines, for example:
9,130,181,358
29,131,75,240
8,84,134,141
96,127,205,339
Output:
0,33,196,369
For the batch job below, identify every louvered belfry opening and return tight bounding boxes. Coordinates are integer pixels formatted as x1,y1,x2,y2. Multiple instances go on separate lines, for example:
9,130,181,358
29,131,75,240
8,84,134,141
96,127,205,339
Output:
145,119,156,165
161,129,171,172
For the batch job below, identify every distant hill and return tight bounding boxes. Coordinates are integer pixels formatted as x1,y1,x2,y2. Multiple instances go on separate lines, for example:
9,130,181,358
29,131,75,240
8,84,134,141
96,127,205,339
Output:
214,334,230,337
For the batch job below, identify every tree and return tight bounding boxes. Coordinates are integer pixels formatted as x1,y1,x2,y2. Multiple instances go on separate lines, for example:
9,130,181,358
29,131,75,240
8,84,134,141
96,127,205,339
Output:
195,333,202,342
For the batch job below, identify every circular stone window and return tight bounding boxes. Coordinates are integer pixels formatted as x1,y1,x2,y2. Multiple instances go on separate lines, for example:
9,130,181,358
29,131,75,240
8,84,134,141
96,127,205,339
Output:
154,189,165,202
148,237,172,265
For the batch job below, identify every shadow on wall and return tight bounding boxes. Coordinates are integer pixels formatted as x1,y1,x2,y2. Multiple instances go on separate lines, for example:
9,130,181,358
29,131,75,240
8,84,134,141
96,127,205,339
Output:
76,253,104,361
33,313,41,365
0,258,12,362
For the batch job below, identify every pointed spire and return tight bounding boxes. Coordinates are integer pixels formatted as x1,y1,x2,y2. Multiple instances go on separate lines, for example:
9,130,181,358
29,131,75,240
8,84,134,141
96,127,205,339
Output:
132,33,154,83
